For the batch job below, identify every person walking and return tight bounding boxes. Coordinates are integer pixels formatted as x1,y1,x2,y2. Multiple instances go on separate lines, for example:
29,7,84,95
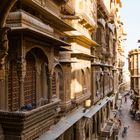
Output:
122,126,129,137
124,96,127,103
118,119,122,127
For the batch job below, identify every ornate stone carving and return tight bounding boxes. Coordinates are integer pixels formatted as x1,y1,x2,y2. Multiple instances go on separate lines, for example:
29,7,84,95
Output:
16,58,26,80
0,27,9,69
78,119,86,140
0,27,9,80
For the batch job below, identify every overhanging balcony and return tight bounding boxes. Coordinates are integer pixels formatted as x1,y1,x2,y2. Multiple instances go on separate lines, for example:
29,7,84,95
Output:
7,11,71,47
23,0,75,31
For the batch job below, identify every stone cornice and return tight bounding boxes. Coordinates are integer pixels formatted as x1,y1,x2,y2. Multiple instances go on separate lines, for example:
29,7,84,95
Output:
6,10,54,36
68,35,100,48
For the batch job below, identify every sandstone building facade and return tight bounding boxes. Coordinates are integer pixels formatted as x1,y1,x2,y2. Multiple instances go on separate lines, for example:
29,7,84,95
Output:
0,0,125,140
128,48,140,112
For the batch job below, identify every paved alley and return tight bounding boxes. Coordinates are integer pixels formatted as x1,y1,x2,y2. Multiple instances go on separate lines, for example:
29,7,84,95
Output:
118,94,140,140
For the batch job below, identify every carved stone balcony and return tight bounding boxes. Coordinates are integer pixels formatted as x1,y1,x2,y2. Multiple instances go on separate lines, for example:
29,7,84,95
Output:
100,122,114,137
78,12,97,32
0,101,60,140
22,0,74,31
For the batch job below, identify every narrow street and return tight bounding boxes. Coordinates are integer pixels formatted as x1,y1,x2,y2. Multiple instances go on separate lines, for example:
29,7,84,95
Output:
118,94,140,140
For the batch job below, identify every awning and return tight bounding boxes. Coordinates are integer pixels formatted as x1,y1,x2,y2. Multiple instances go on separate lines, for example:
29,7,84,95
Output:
84,97,110,118
38,107,85,140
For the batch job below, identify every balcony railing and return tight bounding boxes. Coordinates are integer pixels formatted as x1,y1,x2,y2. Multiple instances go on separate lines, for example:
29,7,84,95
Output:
0,101,60,140
100,121,114,137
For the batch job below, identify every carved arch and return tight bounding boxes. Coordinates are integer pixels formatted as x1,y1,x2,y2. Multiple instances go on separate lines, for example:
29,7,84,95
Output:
0,0,17,27
51,64,64,101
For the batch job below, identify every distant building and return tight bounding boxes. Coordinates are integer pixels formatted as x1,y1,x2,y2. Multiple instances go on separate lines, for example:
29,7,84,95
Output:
0,0,125,140
128,48,140,111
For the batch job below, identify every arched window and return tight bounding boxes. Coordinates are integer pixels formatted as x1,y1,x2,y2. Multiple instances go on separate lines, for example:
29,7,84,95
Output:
52,65,64,101
24,52,36,105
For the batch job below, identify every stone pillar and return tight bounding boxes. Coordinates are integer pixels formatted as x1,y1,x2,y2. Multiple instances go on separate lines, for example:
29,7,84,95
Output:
48,73,52,102
107,102,110,118
94,115,97,139
88,118,93,140
77,119,86,140
16,59,26,108
0,27,9,110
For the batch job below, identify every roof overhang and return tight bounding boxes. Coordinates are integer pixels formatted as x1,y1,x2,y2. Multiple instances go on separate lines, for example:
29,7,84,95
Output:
22,0,75,31
10,27,70,47
71,52,95,60
69,35,100,48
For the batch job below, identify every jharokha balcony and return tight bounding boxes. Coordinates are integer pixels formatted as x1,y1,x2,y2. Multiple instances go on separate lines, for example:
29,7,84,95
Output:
100,121,114,137
0,100,60,140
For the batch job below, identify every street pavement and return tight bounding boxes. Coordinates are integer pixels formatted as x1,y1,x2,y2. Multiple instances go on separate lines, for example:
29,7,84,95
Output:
118,94,140,140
